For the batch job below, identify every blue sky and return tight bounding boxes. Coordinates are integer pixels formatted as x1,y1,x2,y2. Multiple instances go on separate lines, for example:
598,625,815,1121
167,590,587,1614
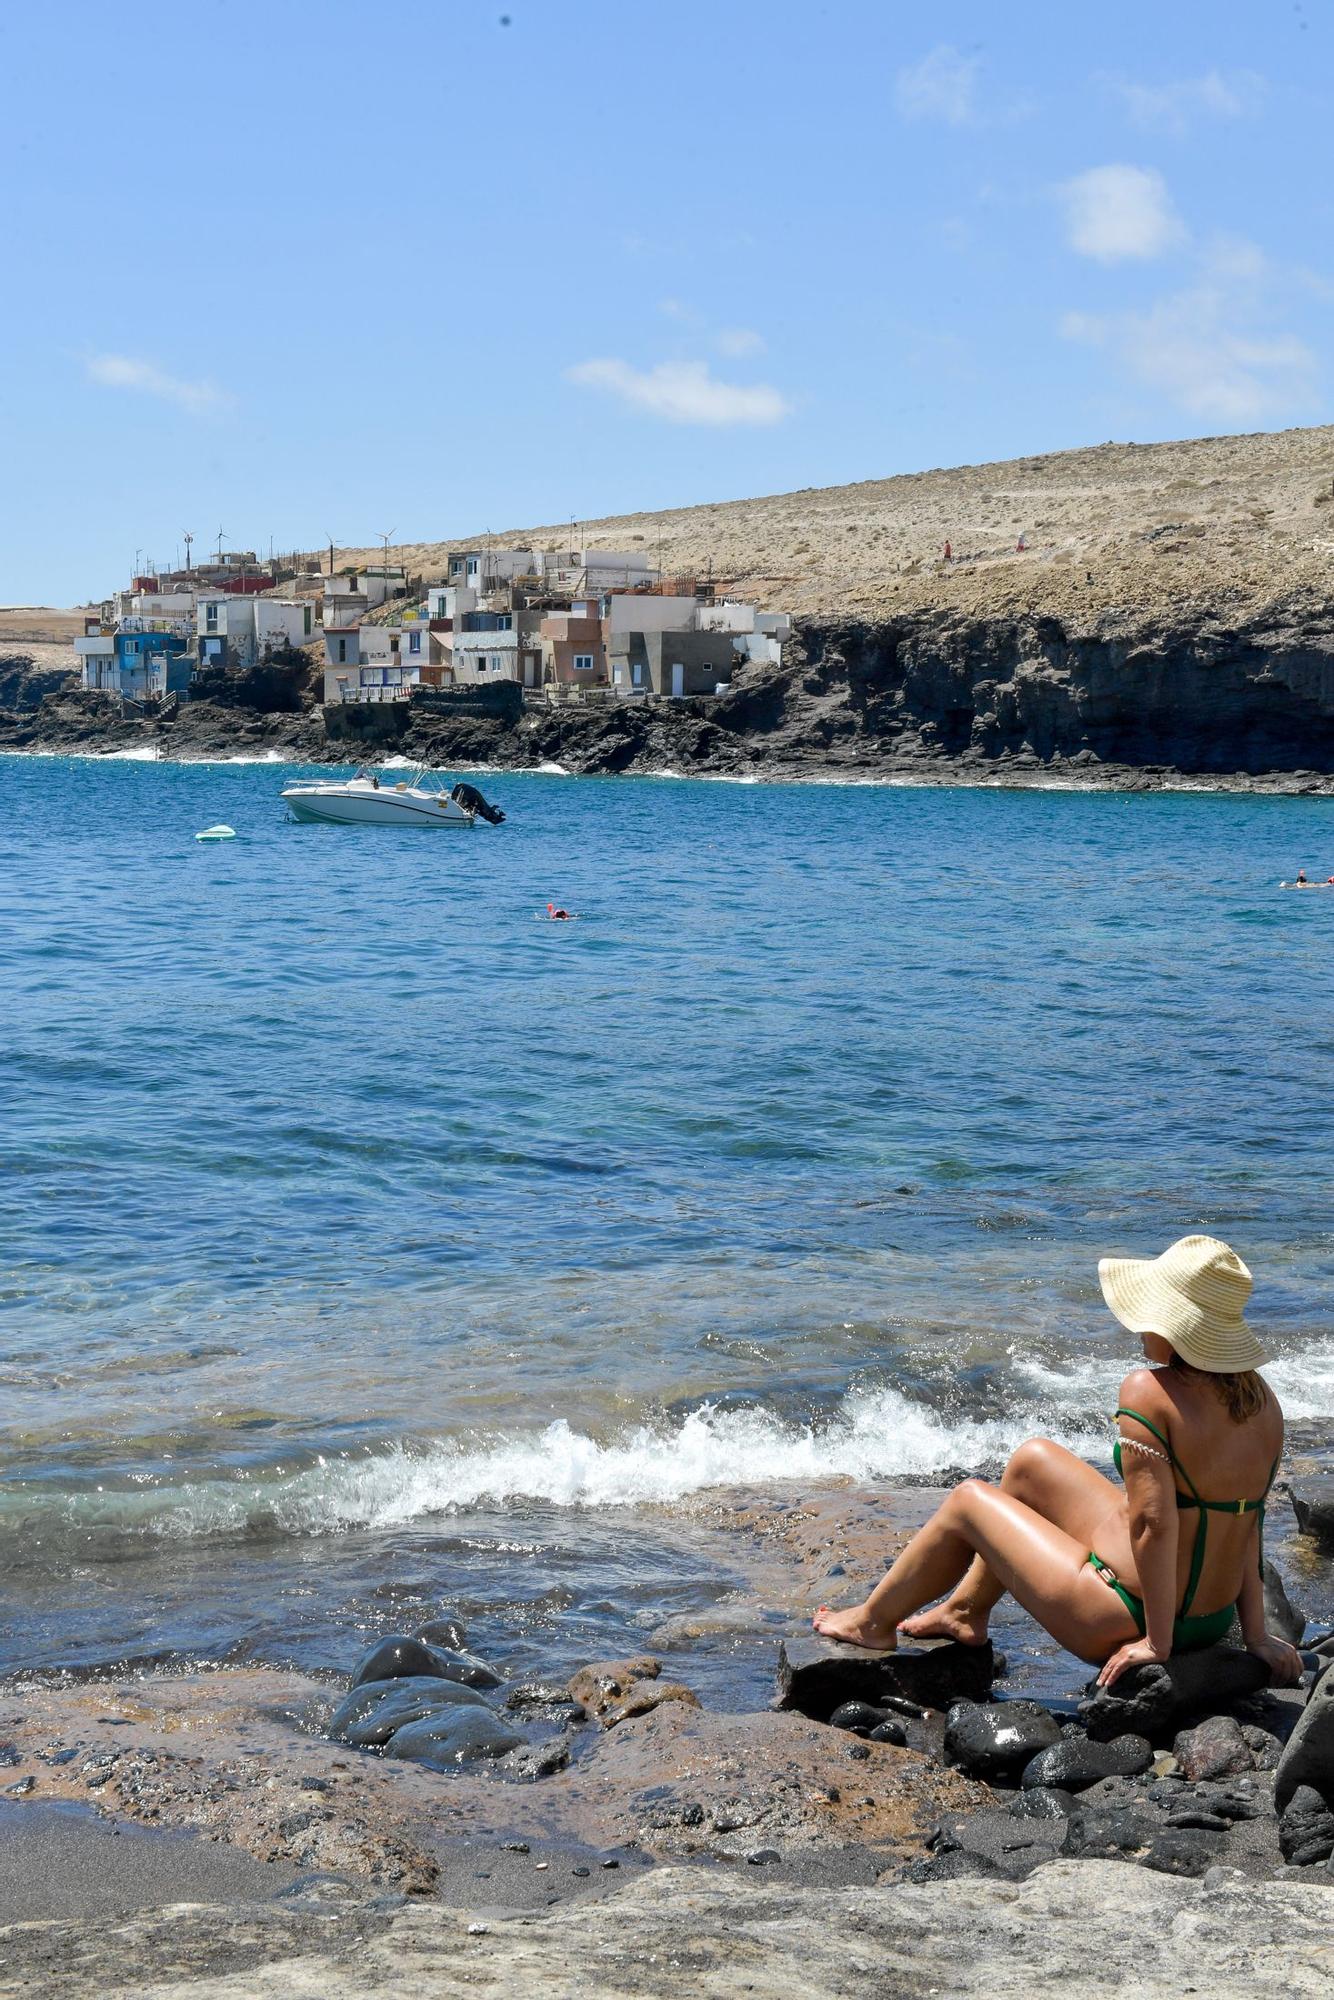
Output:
2,0,1330,603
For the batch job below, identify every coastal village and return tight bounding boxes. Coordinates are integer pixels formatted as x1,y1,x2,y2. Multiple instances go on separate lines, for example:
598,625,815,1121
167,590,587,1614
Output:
72,541,793,715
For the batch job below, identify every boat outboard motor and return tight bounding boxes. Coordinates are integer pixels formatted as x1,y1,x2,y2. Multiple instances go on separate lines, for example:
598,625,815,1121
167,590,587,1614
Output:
451,781,505,824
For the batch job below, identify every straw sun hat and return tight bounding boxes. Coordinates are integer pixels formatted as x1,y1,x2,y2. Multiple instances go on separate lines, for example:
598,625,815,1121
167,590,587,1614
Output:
1098,1234,1268,1372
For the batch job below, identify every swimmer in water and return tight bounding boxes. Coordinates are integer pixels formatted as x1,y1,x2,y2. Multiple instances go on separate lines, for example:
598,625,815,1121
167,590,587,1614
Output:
546,902,575,921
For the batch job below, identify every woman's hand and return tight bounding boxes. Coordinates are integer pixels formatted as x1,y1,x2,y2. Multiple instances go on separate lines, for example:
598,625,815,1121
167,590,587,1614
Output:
1096,1636,1170,1689
1245,1634,1304,1685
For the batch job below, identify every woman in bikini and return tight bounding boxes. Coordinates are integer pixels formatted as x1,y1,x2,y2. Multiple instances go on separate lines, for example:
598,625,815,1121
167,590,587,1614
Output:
813,1235,1303,1688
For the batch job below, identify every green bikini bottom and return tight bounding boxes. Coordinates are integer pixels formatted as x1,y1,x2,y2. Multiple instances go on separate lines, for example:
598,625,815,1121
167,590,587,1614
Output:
1087,1551,1235,1652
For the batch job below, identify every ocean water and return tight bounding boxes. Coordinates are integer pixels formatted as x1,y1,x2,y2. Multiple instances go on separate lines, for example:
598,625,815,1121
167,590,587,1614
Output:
2,755,1333,1690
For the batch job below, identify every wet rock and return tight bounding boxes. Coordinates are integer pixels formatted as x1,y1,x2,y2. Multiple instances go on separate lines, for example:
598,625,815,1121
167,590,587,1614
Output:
382,1707,523,1768
944,1699,1062,1781
411,1617,468,1652
1261,1561,1308,1646
1289,1478,1334,1549
504,1684,587,1722
0,1743,19,1768
1274,1663,1334,1813
1278,1784,1334,1866
1174,1716,1256,1783
568,1657,701,1729
1022,1732,1152,1792
505,1739,571,1781
349,1635,502,1692
775,1636,995,1723
328,1675,490,1748
1061,1806,1159,1862
829,1702,889,1735
1008,1787,1075,1820
1077,1648,1268,1743
869,1719,908,1746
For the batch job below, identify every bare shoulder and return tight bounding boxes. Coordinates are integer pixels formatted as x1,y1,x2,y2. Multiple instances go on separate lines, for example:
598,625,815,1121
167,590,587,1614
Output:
1116,1367,1172,1418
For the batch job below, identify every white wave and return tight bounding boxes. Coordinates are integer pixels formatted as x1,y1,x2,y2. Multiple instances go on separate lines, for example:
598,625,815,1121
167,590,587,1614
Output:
9,1388,1105,1547
103,745,161,761
536,761,570,775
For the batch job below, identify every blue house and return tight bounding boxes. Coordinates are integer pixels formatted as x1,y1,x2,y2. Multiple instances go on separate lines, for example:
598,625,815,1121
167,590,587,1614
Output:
114,630,192,700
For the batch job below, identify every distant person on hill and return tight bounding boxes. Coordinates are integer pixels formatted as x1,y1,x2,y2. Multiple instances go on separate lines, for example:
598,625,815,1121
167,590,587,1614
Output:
943,541,952,563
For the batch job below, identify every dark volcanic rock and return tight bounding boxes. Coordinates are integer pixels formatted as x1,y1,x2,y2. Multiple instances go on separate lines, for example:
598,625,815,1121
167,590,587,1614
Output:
943,1700,1063,1780
1274,1663,1334,1813
1260,1561,1308,1646
1021,1733,1153,1792
1008,1787,1076,1820
412,1617,468,1652
1174,1716,1256,1783
868,1718,908,1746
328,1676,490,1748
1278,1784,1334,1865
1290,1479,1334,1549
829,1701,890,1736
382,1707,523,1768
349,1635,502,1692
1077,1648,1268,1743
775,1637,996,1722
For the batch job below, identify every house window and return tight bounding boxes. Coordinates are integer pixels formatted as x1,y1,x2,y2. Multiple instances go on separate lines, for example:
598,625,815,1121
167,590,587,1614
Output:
409,631,421,653
573,653,593,672
466,557,479,578
336,639,347,663
498,614,512,631
205,604,219,631
124,640,138,655
613,665,623,685
631,662,643,686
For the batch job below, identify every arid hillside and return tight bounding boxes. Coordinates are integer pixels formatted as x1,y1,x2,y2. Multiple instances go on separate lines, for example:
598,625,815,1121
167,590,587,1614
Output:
327,425,1334,627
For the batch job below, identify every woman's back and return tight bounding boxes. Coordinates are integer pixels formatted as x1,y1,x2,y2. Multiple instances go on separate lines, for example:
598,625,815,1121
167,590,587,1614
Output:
1114,1361,1283,1615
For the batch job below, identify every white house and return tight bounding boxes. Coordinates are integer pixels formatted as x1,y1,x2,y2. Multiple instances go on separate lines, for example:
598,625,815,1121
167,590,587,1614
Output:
196,594,259,669
538,548,657,593
73,632,117,690
254,598,317,653
444,549,536,592
322,660,422,704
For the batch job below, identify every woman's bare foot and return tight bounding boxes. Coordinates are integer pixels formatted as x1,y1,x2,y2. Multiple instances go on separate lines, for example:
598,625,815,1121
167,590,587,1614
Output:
897,1602,990,1646
812,1603,898,1650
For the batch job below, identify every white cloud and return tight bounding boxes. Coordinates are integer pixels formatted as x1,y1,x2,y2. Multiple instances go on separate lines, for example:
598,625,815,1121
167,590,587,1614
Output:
86,353,224,413
1061,286,1318,424
893,44,981,127
1114,68,1264,135
566,357,790,426
716,326,764,357
1061,165,1184,262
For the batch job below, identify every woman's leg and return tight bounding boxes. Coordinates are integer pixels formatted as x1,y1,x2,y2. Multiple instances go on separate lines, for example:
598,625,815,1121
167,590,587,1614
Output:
899,1439,1122,1643
813,1477,1138,1663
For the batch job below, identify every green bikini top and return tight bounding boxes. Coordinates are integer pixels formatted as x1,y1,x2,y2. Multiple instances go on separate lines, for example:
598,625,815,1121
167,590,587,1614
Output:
1113,1406,1279,1617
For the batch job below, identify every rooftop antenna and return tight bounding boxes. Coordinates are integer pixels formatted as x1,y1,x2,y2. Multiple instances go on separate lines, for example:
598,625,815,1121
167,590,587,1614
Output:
327,535,336,577
183,531,194,575
216,527,227,563
378,528,396,572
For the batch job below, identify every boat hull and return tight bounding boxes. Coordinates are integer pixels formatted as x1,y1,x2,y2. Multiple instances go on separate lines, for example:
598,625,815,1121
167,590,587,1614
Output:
282,785,475,828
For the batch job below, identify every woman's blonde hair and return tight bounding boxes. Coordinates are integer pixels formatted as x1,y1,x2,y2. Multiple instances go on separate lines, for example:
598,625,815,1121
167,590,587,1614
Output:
1171,1352,1266,1422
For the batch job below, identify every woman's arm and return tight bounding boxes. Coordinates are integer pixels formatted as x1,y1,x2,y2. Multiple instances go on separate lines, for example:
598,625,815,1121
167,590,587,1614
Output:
1121,1429,1178,1655
1097,1396,1180,1687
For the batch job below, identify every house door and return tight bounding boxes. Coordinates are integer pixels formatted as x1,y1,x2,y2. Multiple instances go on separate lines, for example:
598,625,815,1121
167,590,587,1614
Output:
670,662,685,698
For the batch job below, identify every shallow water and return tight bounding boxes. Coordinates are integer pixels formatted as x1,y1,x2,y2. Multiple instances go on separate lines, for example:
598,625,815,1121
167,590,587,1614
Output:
2,756,1332,1681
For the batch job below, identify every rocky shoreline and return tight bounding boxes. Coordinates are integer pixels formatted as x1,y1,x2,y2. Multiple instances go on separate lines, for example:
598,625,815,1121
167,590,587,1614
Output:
2,1481,1332,1995
9,589,1334,792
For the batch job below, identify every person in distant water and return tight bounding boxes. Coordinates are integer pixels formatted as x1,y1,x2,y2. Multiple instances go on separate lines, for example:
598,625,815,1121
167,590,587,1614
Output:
813,1236,1301,1688
1296,869,1308,884
546,902,574,921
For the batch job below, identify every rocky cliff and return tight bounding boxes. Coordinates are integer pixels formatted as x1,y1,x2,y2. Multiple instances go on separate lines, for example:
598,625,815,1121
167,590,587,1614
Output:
7,586,1334,788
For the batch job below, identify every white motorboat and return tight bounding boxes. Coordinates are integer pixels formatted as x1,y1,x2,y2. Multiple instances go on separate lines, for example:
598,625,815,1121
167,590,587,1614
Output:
281,767,505,829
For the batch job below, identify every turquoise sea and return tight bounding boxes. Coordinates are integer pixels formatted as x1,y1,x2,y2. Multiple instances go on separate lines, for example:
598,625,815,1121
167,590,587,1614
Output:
3,755,1333,1691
